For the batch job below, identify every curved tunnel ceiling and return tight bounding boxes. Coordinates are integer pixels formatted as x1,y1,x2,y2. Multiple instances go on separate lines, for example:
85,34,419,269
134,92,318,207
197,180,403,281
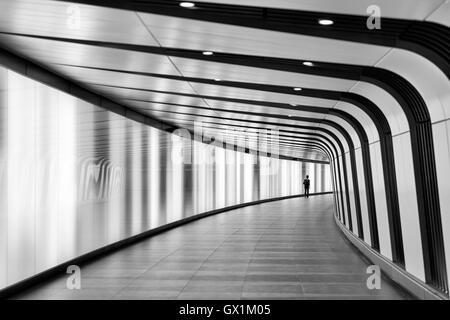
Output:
0,0,449,295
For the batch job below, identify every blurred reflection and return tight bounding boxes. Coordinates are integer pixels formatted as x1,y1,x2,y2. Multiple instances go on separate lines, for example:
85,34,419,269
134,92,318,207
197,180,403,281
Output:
0,66,332,290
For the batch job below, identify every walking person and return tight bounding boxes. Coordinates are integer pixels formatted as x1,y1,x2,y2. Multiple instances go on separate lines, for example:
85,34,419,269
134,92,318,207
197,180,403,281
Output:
303,175,310,198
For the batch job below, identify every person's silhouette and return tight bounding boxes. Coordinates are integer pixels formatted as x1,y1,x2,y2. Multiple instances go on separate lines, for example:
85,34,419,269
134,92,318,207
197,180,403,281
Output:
303,175,310,198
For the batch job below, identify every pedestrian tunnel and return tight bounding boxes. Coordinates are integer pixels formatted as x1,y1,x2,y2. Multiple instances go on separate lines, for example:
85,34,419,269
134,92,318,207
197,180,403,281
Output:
0,0,449,300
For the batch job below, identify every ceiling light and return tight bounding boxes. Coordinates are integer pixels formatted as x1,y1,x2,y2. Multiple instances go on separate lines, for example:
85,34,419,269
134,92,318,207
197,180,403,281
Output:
318,19,334,26
202,51,214,56
288,115,292,117
293,87,302,91
303,61,313,67
214,78,221,81
180,2,195,8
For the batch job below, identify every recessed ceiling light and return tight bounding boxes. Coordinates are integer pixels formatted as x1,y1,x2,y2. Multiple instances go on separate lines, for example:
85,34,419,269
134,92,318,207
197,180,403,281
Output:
180,2,195,8
214,78,221,81
288,114,292,117
202,51,214,56
293,87,302,91
303,61,313,67
318,19,334,26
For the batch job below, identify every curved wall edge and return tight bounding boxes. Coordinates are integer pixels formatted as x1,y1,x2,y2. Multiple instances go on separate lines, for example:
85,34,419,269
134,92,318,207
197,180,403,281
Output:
334,216,448,300
0,191,332,299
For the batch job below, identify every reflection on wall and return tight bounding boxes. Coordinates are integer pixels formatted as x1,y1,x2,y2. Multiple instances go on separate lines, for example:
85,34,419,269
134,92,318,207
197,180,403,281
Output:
0,67,332,290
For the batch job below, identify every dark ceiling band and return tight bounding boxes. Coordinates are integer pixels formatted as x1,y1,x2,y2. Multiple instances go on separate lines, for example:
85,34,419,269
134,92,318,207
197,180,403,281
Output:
0,47,177,133
55,0,449,78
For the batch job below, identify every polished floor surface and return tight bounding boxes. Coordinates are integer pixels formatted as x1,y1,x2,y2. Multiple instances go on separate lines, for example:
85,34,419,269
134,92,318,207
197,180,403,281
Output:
14,195,413,300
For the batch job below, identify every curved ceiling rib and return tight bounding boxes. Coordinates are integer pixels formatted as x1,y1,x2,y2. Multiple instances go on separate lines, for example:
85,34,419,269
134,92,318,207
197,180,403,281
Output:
54,0,449,77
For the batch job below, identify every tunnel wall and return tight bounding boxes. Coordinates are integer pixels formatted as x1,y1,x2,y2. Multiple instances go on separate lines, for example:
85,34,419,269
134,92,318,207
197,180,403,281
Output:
331,98,450,297
0,66,332,291
332,140,427,287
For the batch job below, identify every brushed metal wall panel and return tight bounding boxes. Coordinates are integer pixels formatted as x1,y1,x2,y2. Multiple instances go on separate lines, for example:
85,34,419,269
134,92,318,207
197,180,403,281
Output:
0,66,332,290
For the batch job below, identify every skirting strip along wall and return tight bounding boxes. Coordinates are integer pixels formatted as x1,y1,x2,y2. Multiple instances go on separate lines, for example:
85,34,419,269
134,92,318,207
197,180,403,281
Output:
334,216,448,300
0,192,331,299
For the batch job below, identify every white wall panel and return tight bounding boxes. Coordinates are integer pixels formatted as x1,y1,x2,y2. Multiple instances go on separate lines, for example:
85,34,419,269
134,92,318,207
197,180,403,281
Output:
325,115,361,149
0,68,6,289
355,149,371,245
307,162,315,193
345,154,358,235
194,0,443,20
427,1,450,27
335,102,380,144
172,58,357,91
432,120,450,290
337,155,350,225
315,162,321,193
351,82,409,136
149,128,160,229
376,49,450,123
243,152,254,203
334,157,344,221
392,132,425,281
369,142,392,259
214,147,226,209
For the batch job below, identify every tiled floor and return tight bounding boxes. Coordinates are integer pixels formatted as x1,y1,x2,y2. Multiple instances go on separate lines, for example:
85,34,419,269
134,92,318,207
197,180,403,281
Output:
13,195,413,300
